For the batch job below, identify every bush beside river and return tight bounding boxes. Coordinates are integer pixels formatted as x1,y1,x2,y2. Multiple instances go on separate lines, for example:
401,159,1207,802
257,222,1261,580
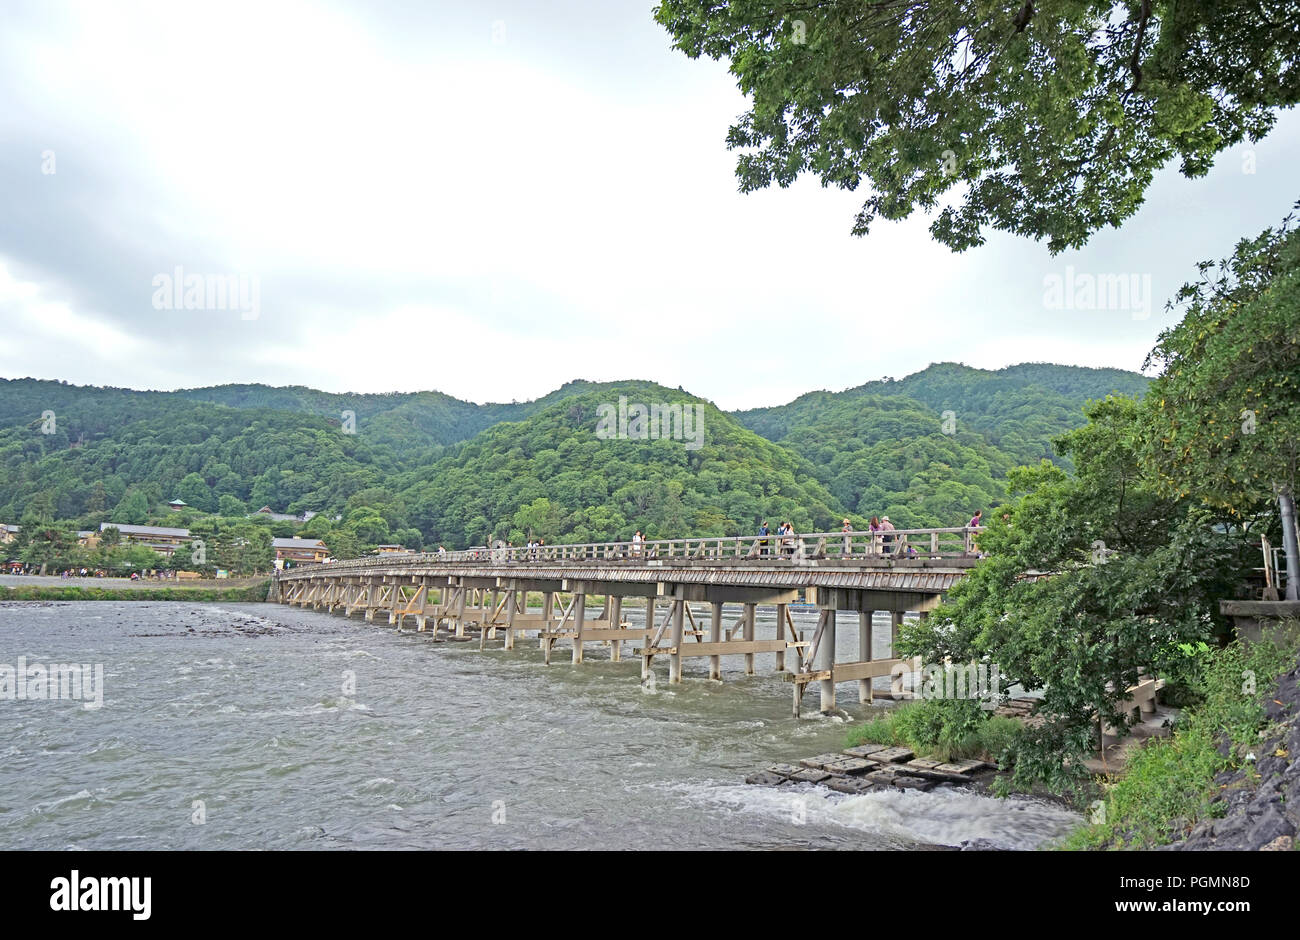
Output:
1,581,271,602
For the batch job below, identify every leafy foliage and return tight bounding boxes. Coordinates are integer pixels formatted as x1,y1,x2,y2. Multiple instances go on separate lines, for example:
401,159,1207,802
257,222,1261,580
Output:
396,383,844,547
1,364,1148,562
846,698,1024,765
654,0,1299,252
901,396,1247,792
1143,203,1300,520
735,363,1149,527
1062,629,1300,849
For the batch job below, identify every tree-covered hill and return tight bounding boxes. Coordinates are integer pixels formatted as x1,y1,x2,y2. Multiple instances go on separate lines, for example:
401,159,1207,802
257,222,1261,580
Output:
392,382,842,547
0,393,396,523
732,363,1151,526
736,362,1149,458
0,362,1149,547
762,394,1018,529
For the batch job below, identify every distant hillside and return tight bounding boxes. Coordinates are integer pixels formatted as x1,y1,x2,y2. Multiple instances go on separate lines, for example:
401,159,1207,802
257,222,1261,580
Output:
0,378,398,522
174,384,516,456
391,381,842,547
733,363,1150,527
737,362,1149,460
0,362,1150,546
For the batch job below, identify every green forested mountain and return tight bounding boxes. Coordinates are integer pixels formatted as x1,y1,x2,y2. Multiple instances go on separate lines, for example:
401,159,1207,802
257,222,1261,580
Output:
174,384,516,457
393,382,842,547
0,363,1148,551
733,363,1149,528
736,363,1150,463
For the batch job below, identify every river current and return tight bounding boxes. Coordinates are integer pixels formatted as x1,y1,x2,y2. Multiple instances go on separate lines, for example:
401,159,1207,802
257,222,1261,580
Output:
0,601,1079,850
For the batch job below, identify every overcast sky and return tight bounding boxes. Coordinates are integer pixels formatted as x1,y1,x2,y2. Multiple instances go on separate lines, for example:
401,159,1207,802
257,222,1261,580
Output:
1,0,1297,411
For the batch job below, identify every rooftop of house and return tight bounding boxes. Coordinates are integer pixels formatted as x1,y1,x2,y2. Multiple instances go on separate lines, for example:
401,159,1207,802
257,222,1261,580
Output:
100,522,190,538
272,537,328,549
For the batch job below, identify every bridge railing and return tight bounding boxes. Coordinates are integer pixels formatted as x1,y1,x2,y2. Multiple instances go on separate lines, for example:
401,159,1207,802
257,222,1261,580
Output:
280,526,985,574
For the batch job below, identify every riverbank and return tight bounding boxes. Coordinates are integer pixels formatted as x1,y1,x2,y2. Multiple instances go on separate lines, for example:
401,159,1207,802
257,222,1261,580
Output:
823,631,1300,850
0,579,271,602
1062,625,1300,850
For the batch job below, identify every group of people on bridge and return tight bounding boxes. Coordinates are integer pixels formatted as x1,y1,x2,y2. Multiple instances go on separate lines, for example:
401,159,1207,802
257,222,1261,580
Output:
446,510,986,564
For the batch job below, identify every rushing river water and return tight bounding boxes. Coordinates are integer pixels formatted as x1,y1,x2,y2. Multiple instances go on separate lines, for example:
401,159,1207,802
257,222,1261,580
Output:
0,601,1080,850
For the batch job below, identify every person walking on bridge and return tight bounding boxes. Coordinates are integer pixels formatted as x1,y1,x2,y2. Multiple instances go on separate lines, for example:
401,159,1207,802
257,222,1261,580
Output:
780,522,796,556
631,530,644,558
967,510,983,555
879,516,896,555
758,521,770,557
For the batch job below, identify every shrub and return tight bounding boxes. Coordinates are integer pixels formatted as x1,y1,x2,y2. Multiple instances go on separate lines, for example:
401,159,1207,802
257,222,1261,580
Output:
1061,624,1300,849
846,698,1023,764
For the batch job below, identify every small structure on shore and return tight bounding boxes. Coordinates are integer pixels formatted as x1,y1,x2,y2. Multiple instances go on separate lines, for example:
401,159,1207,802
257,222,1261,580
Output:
273,537,329,565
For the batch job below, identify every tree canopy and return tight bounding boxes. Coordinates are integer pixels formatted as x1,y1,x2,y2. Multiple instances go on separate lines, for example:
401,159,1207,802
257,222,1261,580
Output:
0,364,1146,563
1143,204,1300,518
654,0,1299,251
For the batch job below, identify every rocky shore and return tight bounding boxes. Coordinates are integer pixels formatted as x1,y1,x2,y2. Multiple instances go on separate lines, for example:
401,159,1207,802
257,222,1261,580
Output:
1164,661,1300,851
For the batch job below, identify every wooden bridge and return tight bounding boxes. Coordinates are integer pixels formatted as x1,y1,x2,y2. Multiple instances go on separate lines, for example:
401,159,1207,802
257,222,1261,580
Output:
270,526,984,716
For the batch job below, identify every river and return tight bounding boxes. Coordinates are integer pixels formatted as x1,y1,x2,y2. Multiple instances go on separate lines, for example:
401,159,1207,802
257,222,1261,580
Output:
0,601,1080,849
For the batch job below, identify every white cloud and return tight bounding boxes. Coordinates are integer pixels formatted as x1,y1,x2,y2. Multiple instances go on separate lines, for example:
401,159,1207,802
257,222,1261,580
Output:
1,1,1297,411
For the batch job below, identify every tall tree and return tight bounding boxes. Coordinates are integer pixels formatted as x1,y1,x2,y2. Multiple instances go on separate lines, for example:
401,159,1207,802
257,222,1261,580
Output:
113,490,149,525
903,397,1242,790
17,521,78,575
654,0,1299,251
1143,205,1300,597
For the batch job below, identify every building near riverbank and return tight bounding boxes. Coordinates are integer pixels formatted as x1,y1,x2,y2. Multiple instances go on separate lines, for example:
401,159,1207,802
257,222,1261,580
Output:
272,537,329,564
99,522,190,556
252,506,323,523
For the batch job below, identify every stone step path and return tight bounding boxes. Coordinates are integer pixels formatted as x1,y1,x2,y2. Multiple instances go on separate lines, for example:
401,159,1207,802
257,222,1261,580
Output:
745,743,994,793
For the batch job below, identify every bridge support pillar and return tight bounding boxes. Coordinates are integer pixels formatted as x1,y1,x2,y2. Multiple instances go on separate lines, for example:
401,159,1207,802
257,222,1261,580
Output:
669,597,684,683
539,592,554,650
572,588,586,665
486,588,500,645
743,603,755,675
775,602,787,672
608,595,623,661
363,578,378,622
708,601,723,680
455,581,467,637
889,611,906,696
504,587,518,650
641,597,656,680
820,611,837,713
859,609,874,704
414,579,429,632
